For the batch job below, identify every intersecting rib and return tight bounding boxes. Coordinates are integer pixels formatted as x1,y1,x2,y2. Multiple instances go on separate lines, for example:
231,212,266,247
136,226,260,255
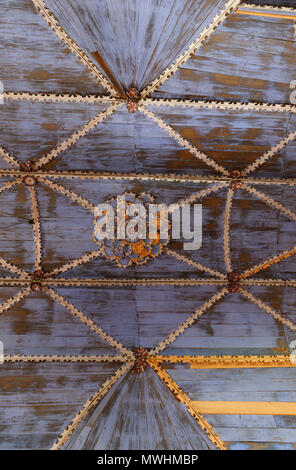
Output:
44,286,133,358
33,103,122,170
29,186,43,271
4,354,129,363
3,91,121,104
139,107,229,176
223,187,234,273
0,147,20,168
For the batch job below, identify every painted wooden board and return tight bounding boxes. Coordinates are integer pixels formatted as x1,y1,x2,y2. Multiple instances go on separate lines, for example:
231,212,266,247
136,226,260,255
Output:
63,366,215,450
205,412,296,449
45,0,231,91
152,13,296,103
0,361,120,449
163,364,296,398
0,0,105,94
144,103,295,177
0,287,119,355
0,99,109,166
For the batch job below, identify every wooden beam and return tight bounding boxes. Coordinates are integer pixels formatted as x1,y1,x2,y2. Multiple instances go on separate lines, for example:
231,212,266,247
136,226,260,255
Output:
192,401,296,415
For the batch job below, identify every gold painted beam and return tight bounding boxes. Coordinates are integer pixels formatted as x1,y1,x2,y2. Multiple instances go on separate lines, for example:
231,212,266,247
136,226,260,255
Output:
192,401,296,415
155,355,296,369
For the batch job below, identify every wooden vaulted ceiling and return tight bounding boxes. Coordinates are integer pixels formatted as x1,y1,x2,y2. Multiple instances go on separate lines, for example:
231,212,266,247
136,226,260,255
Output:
1,0,296,450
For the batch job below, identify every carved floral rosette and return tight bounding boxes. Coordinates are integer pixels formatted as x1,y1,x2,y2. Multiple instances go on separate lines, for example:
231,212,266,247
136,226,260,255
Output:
93,192,170,267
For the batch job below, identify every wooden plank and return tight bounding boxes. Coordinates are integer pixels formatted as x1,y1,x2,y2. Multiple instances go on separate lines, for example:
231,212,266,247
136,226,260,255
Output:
214,426,296,443
153,14,296,103
45,0,230,91
193,401,296,415
0,0,103,94
64,367,216,450
0,361,120,449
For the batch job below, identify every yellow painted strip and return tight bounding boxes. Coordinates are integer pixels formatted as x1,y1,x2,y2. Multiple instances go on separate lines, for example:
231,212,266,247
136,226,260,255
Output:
237,9,296,20
192,401,296,415
155,355,296,369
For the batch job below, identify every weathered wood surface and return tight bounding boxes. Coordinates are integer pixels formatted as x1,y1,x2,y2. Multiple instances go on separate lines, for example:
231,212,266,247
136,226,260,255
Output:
0,100,109,166
0,362,120,449
0,288,118,355
0,0,104,94
45,0,230,91
64,366,215,450
0,0,296,451
163,363,296,447
152,13,296,103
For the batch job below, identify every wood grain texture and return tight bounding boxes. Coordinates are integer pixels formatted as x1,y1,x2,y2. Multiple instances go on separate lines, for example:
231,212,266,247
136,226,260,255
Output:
0,361,120,449
152,13,296,103
45,0,231,91
63,366,216,450
0,0,296,451
0,0,105,94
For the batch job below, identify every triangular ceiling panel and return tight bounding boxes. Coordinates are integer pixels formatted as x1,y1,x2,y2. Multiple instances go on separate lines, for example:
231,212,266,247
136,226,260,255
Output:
230,188,296,275
54,286,138,351
144,103,293,176
0,288,119,355
0,99,109,166
45,0,231,92
0,0,106,94
53,285,220,351
63,366,216,450
53,106,198,174
0,361,120,449
36,183,95,271
160,289,289,356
